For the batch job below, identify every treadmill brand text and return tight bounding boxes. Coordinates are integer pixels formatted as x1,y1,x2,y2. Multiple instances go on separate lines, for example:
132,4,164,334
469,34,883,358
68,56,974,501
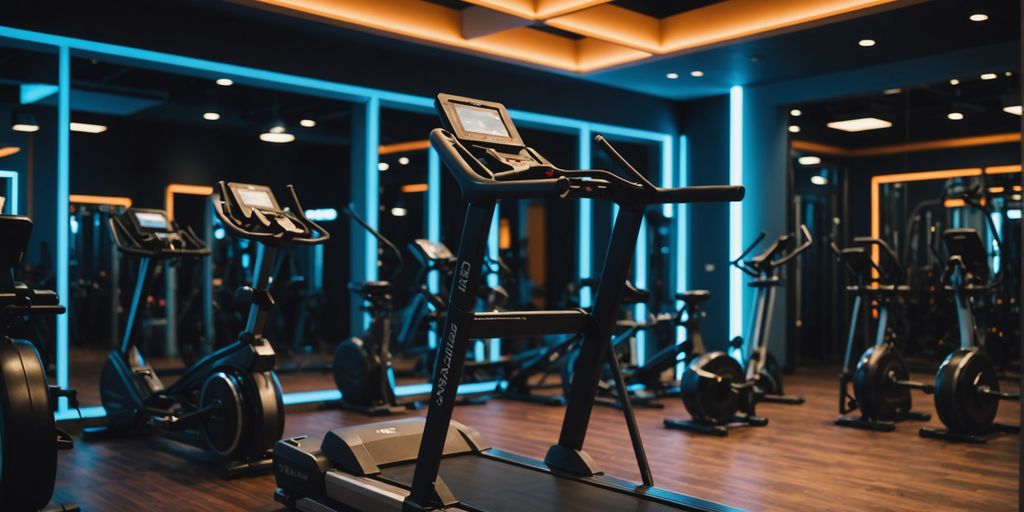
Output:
435,322,458,405
456,261,471,292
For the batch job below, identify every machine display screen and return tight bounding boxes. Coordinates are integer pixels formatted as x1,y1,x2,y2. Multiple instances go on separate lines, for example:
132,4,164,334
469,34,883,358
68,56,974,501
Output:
454,103,511,138
134,211,169,230
238,188,275,209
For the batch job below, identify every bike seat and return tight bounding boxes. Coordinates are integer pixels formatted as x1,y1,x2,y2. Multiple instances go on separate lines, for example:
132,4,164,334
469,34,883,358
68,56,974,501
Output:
675,289,711,304
622,280,650,304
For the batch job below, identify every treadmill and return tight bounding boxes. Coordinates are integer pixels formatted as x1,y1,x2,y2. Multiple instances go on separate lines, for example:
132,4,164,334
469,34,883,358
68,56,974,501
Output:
273,93,746,512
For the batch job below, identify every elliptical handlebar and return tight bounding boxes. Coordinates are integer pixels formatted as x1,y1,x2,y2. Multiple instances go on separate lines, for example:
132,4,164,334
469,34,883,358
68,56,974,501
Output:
430,128,744,206
213,181,330,246
771,224,813,268
343,203,404,283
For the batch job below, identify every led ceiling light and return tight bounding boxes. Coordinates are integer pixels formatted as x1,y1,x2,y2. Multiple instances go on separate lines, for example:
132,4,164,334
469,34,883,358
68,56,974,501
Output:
790,109,802,117
216,78,234,86
259,124,295,143
969,13,988,22
203,112,221,121
788,125,800,133
798,155,821,165
826,117,892,132
810,175,829,186
1002,105,1022,116
949,78,960,85
690,70,704,77
980,73,997,80
398,156,410,165
300,119,316,128
11,111,39,132
378,162,390,171
947,112,964,121
69,122,107,134
858,39,876,47
665,72,679,79
391,207,407,217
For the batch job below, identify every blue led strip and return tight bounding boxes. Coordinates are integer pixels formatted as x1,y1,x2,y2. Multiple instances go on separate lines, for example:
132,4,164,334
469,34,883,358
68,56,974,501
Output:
0,171,18,214
427,148,441,350
577,127,593,308
729,86,744,341
486,208,500,362
360,97,380,331
675,135,689,379
56,46,70,411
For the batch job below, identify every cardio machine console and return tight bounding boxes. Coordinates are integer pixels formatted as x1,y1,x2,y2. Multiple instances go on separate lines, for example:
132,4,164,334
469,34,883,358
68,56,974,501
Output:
411,239,455,265
127,209,181,244
942,228,988,280
227,182,305,235
435,93,553,177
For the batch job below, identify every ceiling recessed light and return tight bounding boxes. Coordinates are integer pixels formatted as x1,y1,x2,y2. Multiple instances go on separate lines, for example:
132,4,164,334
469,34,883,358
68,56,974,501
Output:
216,78,234,86
300,119,316,128
11,124,39,133
69,122,107,134
690,70,704,77
203,112,221,121
259,131,295,143
666,72,679,79
947,112,964,120
790,109,802,117
398,156,410,165
810,175,829,186
1003,105,1022,116
378,162,390,171
980,73,997,80
798,155,821,165
788,125,801,133
950,78,960,85
969,13,988,22
827,117,892,132
858,39,876,47
391,207,408,217
1005,71,1013,77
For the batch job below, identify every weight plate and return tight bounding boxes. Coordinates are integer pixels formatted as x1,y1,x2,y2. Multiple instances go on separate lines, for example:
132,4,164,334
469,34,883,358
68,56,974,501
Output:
680,351,743,423
934,349,1000,434
0,340,57,510
853,344,912,421
200,371,245,458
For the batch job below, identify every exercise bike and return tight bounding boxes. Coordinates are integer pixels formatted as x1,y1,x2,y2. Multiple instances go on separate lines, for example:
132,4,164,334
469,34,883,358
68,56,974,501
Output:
0,214,79,512
91,184,325,475
665,225,811,436
918,228,1020,443
832,237,933,431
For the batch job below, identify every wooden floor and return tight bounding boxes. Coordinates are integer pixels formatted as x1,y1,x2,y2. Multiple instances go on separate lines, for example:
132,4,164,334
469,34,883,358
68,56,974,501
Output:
51,366,1019,511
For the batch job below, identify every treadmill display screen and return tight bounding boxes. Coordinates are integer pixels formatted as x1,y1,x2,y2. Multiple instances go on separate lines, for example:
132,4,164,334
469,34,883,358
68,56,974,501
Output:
134,211,169,230
454,104,510,139
238,188,275,209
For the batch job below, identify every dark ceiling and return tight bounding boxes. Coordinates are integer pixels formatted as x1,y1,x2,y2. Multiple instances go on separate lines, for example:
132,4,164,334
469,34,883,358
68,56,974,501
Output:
789,72,1021,149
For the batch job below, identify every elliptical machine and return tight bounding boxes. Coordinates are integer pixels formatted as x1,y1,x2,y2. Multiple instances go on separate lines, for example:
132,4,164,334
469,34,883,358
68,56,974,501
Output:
919,228,1020,443
665,226,811,435
92,184,325,475
833,237,933,431
0,214,79,512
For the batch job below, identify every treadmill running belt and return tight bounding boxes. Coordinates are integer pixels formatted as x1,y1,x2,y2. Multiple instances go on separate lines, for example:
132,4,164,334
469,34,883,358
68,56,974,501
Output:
378,454,684,512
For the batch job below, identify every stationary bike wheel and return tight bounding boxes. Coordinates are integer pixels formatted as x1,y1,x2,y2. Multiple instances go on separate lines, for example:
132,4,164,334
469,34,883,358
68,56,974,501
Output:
934,349,1000,435
0,340,58,510
200,370,245,458
333,337,380,405
200,368,285,461
680,351,744,423
853,344,911,421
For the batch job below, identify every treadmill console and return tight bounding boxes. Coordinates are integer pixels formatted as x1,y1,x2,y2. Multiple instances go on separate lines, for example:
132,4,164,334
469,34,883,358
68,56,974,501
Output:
227,182,304,235
943,228,989,279
435,93,554,177
128,209,181,244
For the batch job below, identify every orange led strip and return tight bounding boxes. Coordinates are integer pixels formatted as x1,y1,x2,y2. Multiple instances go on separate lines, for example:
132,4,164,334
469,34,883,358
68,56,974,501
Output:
165,183,214,220
379,140,431,155
401,183,429,193
793,132,1022,158
0,147,21,159
69,194,133,208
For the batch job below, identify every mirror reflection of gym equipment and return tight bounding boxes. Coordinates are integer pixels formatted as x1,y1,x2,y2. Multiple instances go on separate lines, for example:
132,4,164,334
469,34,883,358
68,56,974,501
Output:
0,2,1020,511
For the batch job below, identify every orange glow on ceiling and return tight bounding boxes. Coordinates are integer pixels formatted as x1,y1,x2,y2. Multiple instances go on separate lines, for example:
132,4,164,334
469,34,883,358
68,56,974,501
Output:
792,132,1022,158
166,183,214,220
240,0,905,73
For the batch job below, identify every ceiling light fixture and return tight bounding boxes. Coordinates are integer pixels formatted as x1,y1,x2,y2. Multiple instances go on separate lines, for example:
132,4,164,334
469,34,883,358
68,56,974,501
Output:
300,119,316,128
378,162,390,171
950,78,960,85
858,39,876,47
826,117,892,132
216,78,234,86
69,122,107,134
947,112,964,121
690,70,704,77
788,125,800,133
969,13,988,22
790,109,801,117
11,111,39,132
980,73,997,80
259,123,295,143
810,175,829,186
203,112,221,121
398,156,410,165
798,156,821,165
883,88,902,95
665,72,679,79
391,207,407,217
1002,105,1022,116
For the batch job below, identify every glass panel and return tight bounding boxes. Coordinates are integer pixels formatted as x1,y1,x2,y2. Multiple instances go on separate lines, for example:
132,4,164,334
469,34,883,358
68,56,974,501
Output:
66,55,354,404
